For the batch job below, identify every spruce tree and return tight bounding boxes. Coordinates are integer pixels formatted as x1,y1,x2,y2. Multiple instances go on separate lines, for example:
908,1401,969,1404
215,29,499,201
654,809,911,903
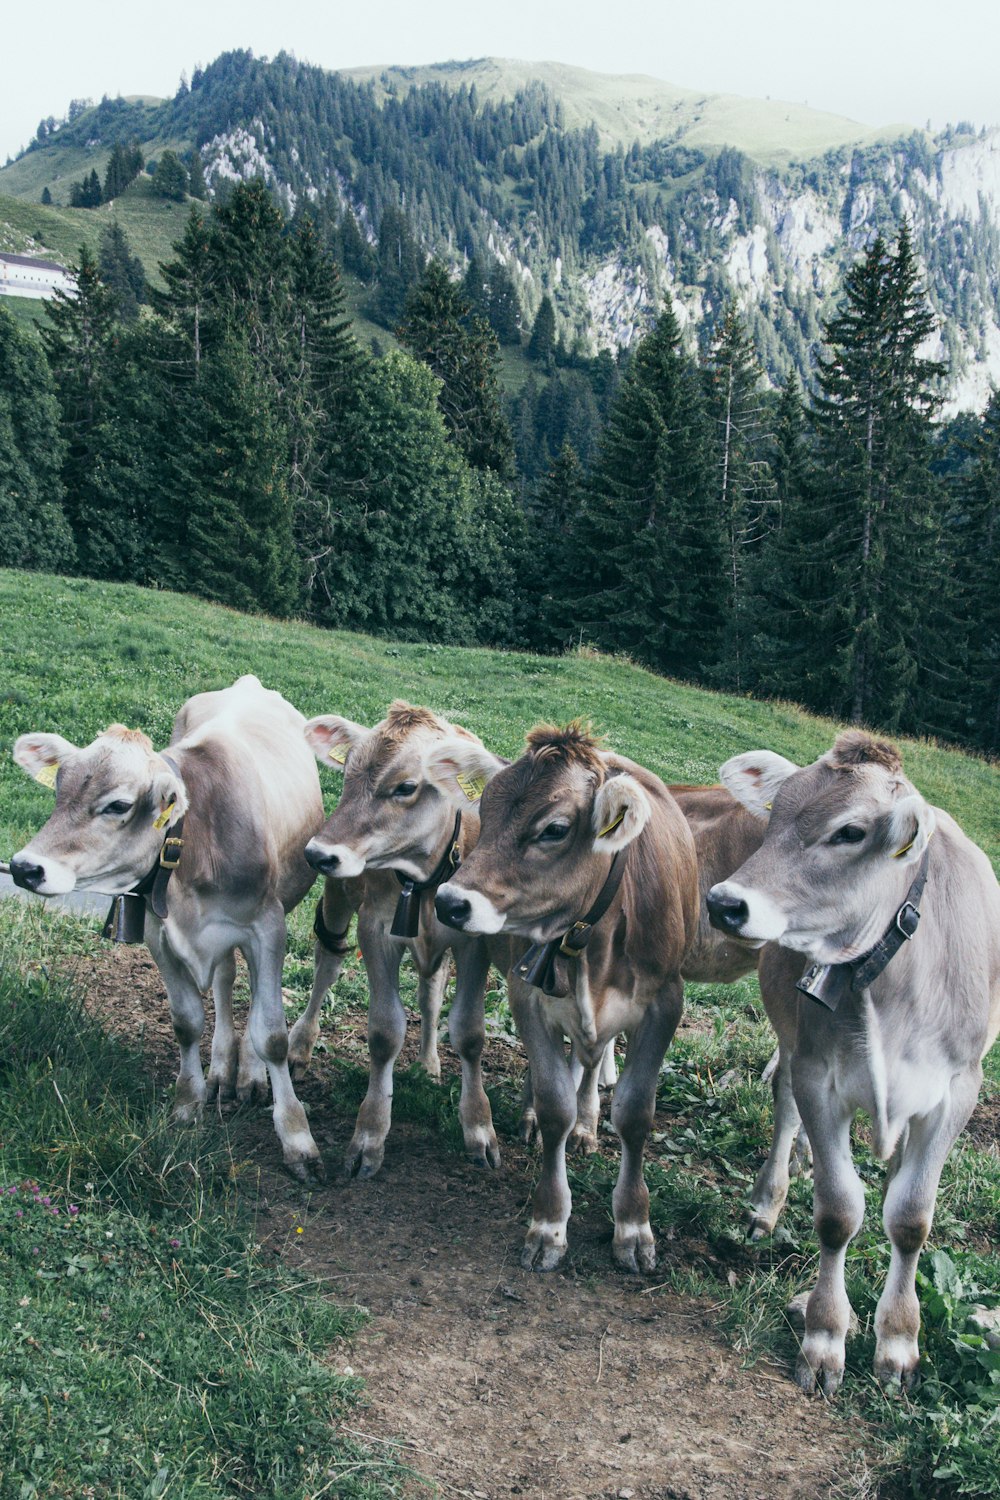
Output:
0,305,75,572
397,259,515,477
150,208,214,372
955,389,1000,752
805,223,944,729
369,204,423,328
98,221,146,322
570,307,723,680
487,261,522,344
528,294,556,364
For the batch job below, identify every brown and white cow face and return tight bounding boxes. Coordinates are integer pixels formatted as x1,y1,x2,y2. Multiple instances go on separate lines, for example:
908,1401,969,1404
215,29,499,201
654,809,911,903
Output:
303,701,502,882
11,725,187,896
431,724,651,940
707,731,935,964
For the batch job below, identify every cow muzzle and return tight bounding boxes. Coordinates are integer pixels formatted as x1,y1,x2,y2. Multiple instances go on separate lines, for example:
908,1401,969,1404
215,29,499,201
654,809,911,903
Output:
9,849,76,897
706,887,750,936
304,839,364,879
434,882,505,935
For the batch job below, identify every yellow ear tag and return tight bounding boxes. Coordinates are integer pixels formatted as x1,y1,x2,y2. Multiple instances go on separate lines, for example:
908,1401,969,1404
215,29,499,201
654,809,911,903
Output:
153,802,174,831
456,770,487,802
34,762,59,791
597,808,626,839
327,743,349,765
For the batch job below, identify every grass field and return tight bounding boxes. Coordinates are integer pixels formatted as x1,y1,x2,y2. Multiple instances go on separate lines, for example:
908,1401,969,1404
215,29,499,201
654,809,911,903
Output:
1,568,999,1496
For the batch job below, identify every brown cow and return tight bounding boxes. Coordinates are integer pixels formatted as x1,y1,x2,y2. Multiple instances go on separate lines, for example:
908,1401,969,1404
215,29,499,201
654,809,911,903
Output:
670,784,809,1238
708,731,1000,1394
431,723,699,1273
298,701,502,1178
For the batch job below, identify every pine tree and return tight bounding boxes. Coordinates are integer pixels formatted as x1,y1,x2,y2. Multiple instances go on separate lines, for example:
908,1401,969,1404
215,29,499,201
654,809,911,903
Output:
487,261,522,345
186,149,207,200
0,305,75,572
528,294,556,363
805,224,945,729
369,204,423,328
954,389,1000,752
40,186,52,206
98,221,146,322
397,259,515,477
150,208,214,372
702,304,775,689
525,441,587,649
151,149,188,201
569,308,723,679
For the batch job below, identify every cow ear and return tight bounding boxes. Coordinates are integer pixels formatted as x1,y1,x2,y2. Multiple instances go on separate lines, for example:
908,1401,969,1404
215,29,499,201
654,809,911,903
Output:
304,715,369,770
423,736,505,806
149,762,188,829
13,732,78,790
719,751,800,821
592,773,651,852
884,793,935,866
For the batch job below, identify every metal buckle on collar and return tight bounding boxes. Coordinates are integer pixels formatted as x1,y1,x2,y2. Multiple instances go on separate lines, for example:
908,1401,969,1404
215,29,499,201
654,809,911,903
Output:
159,836,184,870
895,901,920,940
559,920,592,957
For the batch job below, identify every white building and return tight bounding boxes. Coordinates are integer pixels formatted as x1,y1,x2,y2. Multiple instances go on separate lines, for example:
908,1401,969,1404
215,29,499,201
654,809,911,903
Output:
0,252,74,300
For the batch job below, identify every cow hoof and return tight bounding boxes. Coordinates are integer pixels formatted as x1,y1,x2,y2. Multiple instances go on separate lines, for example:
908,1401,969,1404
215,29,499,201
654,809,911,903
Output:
344,1139,385,1180
236,1077,270,1106
795,1353,844,1398
521,1221,567,1272
171,1099,203,1126
464,1125,501,1170
467,1142,501,1170
205,1074,236,1106
746,1212,775,1242
613,1223,656,1275
875,1336,920,1392
285,1152,326,1185
568,1126,599,1155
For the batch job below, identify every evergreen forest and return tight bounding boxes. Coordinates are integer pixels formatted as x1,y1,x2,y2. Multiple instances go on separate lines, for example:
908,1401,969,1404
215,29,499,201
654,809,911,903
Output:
1,181,998,756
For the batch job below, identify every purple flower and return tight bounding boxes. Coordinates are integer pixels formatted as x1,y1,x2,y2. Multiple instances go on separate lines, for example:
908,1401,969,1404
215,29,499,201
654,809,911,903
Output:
169,1239,181,1249
15,1210,23,1218
52,1208,60,1216
6,1185,16,1194
41,1197,51,1207
31,1247,39,1255
69,1205,79,1217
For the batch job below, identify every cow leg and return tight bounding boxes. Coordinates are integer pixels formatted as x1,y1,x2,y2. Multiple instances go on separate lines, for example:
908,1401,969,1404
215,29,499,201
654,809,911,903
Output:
205,949,238,1105
416,962,449,1080
512,984,576,1271
345,914,405,1180
874,1073,980,1390
792,1069,863,1397
598,1037,618,1089
569,1061,601,1154
611,979,683,1273
289,880,357,1080
148,931,206,1124
450,943,500,1168
747,1044,803,1239
751,943,808,1238
243,907,323,1183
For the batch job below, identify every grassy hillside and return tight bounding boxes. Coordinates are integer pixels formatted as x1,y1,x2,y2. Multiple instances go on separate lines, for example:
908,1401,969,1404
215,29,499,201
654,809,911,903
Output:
343,56,893,163
2,568,997,867
0,178,192,288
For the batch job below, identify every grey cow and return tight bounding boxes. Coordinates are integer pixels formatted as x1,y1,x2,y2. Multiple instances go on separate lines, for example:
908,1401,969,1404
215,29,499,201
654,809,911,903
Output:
707,730,1000,1394
10,675,335,1180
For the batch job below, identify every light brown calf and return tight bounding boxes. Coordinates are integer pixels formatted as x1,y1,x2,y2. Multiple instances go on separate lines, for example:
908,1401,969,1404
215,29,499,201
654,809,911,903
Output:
431,723,699,1273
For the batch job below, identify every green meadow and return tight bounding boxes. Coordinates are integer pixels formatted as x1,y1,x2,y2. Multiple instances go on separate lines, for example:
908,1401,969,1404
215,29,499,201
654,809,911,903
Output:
1,568,999,1496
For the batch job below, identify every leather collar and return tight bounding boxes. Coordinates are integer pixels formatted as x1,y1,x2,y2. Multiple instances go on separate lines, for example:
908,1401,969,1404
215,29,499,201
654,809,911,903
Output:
513,846,628,998
796,847,930,1011
390,810,464,939
101,752,185,944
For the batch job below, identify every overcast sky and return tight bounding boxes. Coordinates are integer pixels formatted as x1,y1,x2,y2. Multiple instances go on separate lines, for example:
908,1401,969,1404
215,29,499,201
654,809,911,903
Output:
4,0,999,163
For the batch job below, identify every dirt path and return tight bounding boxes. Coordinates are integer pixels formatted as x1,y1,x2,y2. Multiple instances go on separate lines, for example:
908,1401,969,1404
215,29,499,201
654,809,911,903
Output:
71,941,876,1499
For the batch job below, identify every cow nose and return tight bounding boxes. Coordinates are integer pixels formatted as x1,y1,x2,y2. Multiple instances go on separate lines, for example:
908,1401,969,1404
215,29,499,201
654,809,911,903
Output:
305,841,340,876
435,888,471,929
10,856,45,892
706,889,750,935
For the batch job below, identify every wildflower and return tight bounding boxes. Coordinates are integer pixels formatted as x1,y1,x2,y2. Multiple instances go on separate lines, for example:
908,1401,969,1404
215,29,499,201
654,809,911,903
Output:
169,1239,180,1249
296,1226,304,1234
69,1205,79,1217
15,1210,23,1218
41,1197,51,1206
31,1247,39,1255
52,1208,60,1216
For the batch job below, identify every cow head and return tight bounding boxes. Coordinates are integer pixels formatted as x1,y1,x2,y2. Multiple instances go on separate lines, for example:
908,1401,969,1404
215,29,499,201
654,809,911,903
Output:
706,730,935,964
10,725,187,896
431,722,650,939
303,701,502,881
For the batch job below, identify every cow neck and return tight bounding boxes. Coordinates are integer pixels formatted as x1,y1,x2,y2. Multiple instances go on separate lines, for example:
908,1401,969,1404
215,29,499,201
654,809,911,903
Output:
390,810,464,940
101,751,186,945
513,845,628,999
796,846,930,1012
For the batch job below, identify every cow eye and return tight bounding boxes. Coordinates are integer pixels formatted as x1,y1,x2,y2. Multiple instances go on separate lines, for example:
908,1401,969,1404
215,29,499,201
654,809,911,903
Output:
102,800,133,817
391,781,419,799
538,821,570,843
829,824,866,845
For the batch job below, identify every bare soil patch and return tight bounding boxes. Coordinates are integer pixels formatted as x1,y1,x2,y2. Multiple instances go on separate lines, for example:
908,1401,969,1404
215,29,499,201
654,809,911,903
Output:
64,937,894,1499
